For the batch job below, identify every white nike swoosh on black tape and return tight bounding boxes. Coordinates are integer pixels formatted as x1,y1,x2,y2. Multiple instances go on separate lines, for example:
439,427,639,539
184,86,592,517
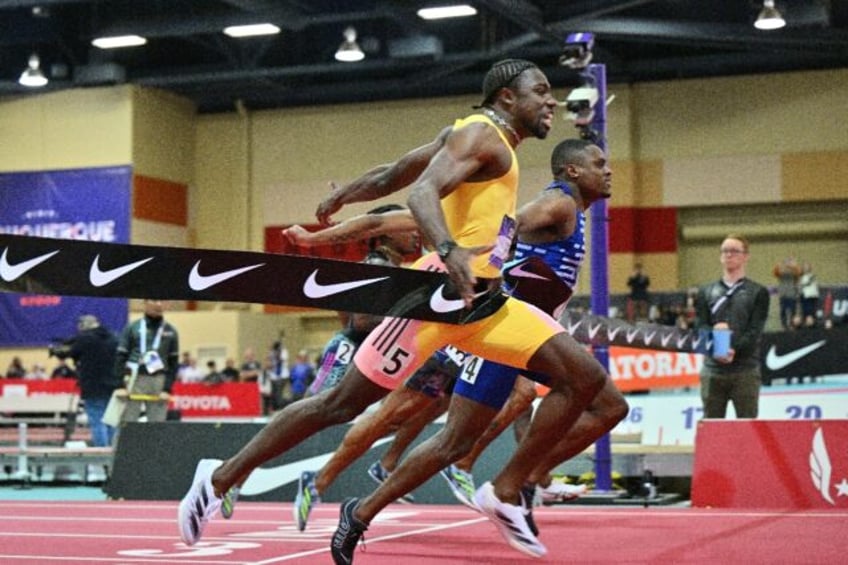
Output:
188,261,265,291
429,284,488,313
89,254,154,287
0,247,59,282
302,270,388,298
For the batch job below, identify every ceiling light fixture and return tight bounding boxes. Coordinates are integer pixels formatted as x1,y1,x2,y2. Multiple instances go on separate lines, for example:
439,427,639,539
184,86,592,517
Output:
223,23,281,38
92,35,147,49
19,54,48,87
417,5,477,20
754,0,786,30
335,27,365,62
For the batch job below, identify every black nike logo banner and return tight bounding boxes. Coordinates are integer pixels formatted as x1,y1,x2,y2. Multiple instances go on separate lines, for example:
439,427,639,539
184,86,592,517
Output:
0,234,495,325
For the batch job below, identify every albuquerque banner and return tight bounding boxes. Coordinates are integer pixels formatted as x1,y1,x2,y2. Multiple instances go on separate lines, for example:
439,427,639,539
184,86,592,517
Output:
0,167,132,345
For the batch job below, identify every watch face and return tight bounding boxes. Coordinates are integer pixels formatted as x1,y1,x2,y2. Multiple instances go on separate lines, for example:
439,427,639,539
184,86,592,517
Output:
438,241,456,259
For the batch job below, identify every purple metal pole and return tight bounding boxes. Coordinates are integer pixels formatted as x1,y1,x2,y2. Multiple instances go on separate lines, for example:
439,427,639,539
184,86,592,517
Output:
587,63,613,491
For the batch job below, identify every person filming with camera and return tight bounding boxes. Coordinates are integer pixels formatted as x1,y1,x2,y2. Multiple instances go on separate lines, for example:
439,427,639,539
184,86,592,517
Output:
50,315,121,447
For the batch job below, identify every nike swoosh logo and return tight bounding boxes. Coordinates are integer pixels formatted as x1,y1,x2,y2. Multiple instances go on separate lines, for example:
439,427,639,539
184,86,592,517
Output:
239,437,393,496
0,247,60,282
507,263,549,280
89,254,154,287
429,284,487,313
765,340,827,371
303,270,389,298
188,261,265,291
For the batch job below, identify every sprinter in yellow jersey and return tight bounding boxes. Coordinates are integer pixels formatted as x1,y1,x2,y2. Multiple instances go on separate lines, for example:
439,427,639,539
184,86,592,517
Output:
178,59,620,562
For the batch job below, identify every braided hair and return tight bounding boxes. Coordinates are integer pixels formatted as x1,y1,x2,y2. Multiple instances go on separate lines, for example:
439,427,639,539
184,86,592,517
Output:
476,58,539,108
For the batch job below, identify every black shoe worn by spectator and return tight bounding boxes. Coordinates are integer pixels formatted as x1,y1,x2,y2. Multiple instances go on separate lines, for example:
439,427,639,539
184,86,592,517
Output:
520,483,540,537
331,498,368,565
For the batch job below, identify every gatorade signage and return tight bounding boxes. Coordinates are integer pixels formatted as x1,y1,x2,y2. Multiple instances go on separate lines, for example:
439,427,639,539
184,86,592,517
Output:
609,347,702,391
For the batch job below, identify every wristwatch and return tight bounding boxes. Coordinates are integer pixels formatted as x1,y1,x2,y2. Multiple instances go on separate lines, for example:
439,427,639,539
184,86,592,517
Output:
436,240,458,262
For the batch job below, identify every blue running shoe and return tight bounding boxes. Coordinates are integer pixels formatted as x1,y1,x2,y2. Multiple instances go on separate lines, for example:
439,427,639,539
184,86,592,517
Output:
293,470,320,531
221,486,239,520
367,461,414,503
440,464,478,510
330,498,367,565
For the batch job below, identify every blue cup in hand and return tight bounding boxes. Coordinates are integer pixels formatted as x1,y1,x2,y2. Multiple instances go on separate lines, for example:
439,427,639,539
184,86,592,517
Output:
712,328,732,358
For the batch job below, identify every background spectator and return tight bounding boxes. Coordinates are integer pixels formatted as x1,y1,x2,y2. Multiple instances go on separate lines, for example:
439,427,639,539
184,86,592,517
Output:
177,355,204,383
627,262,651,322
798,261,820,328
288,349,315,405
238,347,262,383
5,356,26,378
114,299,180,424
773,256,801,330
263,339,290,413
50,314,121,447
50,357,78,379
220,358,240,382
696,235,769,419
27,363,48,380
203,360,223,385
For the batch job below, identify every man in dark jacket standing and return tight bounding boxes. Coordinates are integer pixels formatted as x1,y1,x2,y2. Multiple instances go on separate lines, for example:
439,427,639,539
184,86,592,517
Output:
696,235,770,418
51,315,121,446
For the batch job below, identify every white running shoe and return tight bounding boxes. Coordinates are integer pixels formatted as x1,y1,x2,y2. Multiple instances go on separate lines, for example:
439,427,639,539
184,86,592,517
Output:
539,481,587,504
473,481,547,558
177,459,223,545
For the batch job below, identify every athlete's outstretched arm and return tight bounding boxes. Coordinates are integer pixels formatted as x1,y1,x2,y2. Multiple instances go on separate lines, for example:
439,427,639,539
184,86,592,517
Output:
316,127,451,225
407,123,503,304
284,210,417,247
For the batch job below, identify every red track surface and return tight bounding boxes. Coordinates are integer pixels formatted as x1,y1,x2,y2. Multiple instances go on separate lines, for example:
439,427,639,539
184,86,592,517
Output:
0,500,846,564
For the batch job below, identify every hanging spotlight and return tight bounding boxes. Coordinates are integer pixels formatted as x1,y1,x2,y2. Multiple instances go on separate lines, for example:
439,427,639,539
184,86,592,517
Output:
754,0,786,30
91,35,147,49
335,27,365,62
19,53,48,87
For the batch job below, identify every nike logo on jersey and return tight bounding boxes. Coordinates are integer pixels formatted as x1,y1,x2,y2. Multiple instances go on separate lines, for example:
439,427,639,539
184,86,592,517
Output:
302,270,389,298
89,254,154,287
765,340,827,371
188,261,265,291
506,263,550,280
429,284,487,313
0,247,59,282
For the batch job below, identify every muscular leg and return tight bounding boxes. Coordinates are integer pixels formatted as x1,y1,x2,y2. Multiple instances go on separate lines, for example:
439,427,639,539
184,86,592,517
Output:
526,377,628,484
211,368,389,496
356,395,499,522
315,386,437,494
453,376,536,473
381,394,449,472
512,399,533,443
490,333,607,505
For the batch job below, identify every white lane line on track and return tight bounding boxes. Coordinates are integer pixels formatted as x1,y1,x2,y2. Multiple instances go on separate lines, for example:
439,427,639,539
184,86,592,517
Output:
0,532,325,544
248,516,489,564
0,557,243,564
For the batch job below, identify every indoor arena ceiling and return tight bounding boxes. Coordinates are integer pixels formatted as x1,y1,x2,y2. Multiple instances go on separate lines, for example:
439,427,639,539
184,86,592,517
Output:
1,0,847,114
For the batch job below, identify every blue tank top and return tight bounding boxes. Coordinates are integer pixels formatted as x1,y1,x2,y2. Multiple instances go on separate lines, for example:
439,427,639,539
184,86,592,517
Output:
513,180,586,291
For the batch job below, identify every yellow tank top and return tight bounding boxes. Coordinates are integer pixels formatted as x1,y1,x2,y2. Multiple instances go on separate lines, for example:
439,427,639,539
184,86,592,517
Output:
441,114,519,278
